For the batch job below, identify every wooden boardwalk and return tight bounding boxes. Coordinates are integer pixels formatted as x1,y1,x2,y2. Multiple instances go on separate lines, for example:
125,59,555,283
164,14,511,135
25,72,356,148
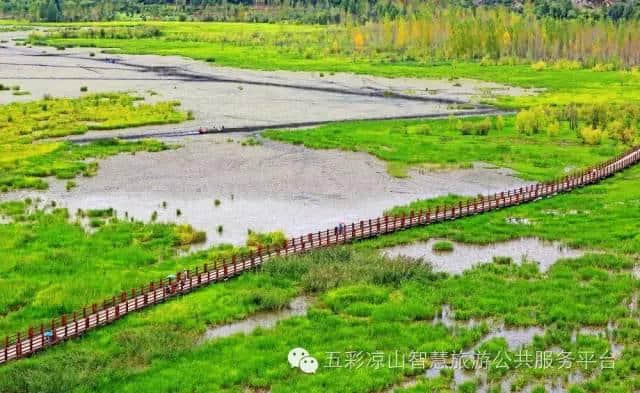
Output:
2,145,639,365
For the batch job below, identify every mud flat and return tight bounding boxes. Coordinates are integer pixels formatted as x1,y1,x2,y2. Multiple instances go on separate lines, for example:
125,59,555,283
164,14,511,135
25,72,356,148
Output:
383,238,584,275
0,30,525,141
0,133,528,245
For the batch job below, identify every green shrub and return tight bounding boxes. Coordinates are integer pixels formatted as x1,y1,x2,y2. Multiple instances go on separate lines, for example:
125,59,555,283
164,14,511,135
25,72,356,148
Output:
531,61,547,71
458,121,473,135
579,126,605,145
246,230,286,249
495,115,505,131
474,118,492,136
553,59,582,70
546,121,560,137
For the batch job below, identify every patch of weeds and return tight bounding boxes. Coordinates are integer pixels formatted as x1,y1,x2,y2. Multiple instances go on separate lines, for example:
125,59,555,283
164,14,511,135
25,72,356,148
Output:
432,241,454,252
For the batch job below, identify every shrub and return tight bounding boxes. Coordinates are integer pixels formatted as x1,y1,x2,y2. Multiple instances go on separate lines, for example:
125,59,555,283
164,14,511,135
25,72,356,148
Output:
607,120,636,143
546,121,560,137
412,124,431,135
516,107,549,135
246,230,286,249
553,59,582,70
531,61,547,71
80,86,88,92
458,121,473,135
474,118,492,136
579,126,605,145
495,115,505,131
174,224,207,246
592,63,616,72
432,241,454,252
516,109,537,134
214,199,221,207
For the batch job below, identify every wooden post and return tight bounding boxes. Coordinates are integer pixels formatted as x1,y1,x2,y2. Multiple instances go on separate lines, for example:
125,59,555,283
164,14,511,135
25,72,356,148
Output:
28,327,33,353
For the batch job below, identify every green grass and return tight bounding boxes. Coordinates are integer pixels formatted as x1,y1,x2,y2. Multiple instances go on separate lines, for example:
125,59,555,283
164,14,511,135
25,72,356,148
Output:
264,116,625,181
0,247,636,392
0,199,289,336
364,165,640,255
0,93,189,191
0,161,638,392
24,22,640,108
432,241,454,252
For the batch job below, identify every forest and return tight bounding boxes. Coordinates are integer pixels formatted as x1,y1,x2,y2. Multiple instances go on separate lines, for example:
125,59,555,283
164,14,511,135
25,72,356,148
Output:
1,0,639,23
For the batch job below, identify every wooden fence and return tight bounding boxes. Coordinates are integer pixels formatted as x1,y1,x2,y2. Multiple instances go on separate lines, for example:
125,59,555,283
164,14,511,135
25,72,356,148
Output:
1,145,639,365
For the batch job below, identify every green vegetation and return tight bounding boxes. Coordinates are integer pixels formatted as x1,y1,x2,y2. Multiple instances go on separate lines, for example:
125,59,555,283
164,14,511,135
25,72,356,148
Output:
265,114,630,181
0,200,284,336
1,0,637,24
0,93,189,191
0,240,637,392
24,19,640,108
432,241,454,252
0,157,638,392
367,165,640,255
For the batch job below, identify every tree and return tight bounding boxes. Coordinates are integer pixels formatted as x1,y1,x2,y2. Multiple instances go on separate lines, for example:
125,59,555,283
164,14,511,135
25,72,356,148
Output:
45,0,61,21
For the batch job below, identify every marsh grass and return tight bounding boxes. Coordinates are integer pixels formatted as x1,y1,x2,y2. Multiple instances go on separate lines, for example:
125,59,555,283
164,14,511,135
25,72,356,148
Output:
265,116,624,181
0,240,636,392
432,241,454,252
0,93,188,191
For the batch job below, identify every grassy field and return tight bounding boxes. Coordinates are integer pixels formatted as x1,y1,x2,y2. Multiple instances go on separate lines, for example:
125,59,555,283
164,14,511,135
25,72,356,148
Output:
2,19,640,393
23,21,640,108
0,93,189,191
0,162,638,392
0,199,289,337
264,115,625,180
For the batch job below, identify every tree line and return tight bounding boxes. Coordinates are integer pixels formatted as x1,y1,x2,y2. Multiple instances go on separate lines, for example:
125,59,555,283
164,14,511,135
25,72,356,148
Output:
0,0,639,23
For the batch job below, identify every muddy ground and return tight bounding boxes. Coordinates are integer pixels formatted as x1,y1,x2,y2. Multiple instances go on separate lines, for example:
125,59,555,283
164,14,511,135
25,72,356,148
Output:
0,31,526,139
1,133,528,245
0,29,531,245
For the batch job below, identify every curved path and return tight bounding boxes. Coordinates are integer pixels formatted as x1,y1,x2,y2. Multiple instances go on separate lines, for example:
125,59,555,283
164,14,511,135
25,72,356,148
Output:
1,145,639,365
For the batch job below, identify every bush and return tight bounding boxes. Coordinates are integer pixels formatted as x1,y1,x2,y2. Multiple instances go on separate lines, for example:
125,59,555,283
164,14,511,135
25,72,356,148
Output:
246,230,286,249
174,224,207,246
80,86,88,92
458,121,474,135
474,118,492,136
516,107,550,135
579,126,605,145
553,59,582,70
547,121,560,137
531,61,547,71
607,120,636,143
495,115,505,131
592,63,616,72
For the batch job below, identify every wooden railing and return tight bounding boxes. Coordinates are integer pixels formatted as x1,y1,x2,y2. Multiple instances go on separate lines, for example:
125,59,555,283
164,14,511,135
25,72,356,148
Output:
1,145,639,365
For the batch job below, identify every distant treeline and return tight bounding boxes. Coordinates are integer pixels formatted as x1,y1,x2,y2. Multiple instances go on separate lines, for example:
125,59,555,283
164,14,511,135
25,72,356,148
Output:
1,0,639,23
